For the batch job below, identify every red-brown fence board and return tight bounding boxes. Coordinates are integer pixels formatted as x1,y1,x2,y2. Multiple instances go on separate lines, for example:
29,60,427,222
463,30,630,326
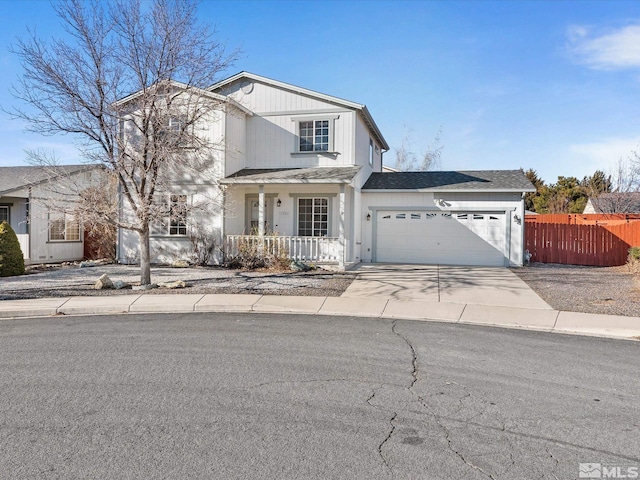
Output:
525,220,640,266
526,213,640,225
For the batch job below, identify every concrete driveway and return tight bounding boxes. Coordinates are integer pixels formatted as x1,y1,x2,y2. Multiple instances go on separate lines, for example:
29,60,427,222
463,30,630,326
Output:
341,264,552,310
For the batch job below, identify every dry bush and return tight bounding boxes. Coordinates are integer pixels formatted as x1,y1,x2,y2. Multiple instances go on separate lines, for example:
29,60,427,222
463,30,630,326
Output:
628,246,640,275
226,237,291,271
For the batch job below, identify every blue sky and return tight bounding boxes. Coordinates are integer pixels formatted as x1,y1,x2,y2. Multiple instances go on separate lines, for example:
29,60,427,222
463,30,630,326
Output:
2,0,640,184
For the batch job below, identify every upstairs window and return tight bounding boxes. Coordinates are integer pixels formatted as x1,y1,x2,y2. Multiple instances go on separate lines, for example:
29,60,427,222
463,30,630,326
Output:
156,115,190,147
299,120,329,152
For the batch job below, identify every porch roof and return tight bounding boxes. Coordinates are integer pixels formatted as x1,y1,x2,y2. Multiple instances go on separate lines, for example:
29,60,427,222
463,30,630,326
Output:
220,166,361,185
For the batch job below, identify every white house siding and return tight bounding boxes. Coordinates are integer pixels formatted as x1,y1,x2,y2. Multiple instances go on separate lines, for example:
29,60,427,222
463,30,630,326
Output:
354,114,383,183
360,191,526,266
118,185,223,265
220,81,344,116
238,110,355,169
224,106,247,176
29,180,91,264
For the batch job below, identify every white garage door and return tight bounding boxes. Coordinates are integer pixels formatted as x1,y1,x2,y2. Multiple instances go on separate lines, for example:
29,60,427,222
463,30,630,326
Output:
375,211,507,266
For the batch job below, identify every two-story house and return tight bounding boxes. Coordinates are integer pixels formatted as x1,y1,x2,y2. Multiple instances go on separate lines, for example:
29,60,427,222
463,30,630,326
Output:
117,72,534,269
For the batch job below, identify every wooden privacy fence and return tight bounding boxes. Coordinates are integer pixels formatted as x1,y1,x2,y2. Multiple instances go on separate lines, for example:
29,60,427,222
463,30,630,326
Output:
525,213,640,225
525,219,640,266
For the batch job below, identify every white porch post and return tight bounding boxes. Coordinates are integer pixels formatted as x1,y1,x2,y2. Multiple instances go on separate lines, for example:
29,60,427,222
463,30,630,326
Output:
258,184,265,237
338,184,345,267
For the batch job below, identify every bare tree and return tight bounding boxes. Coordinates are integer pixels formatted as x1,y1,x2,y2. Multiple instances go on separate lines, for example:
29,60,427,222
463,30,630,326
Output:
589,157,640,213
9,0,237,285
394,126,443,171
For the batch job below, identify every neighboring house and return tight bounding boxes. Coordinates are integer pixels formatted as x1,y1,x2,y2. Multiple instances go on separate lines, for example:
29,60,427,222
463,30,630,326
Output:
117,72,535,268
583,192,640,214
0,165,101,264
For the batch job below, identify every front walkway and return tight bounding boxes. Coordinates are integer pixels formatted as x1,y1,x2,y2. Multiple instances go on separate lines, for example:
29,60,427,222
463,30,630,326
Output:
341,264,552,309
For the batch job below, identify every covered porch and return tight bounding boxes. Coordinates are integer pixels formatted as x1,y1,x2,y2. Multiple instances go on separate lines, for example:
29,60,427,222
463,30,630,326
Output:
220,167,360,268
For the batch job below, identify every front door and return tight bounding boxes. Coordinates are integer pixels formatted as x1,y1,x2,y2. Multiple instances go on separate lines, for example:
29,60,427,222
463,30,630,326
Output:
246,197,273,234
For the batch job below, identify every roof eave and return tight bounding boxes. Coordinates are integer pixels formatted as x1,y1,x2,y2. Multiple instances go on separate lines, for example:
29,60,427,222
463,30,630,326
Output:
114,81,229,107
363,188,536,193
209,72,364,109
220,178,353,185
210,72,390,150
0,164,103,195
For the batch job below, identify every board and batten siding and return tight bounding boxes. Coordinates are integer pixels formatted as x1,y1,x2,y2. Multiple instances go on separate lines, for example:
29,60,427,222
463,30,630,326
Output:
239,111,355,169
220,81,345,115
224,106,247,176
353,113,383,185
360,191,526,266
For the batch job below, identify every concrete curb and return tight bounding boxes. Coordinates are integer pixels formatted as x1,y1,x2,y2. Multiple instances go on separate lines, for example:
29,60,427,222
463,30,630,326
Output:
0,294,638,340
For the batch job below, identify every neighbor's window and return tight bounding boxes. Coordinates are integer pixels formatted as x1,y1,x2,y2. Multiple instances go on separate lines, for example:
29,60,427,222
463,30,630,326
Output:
299,120,329,152
169,194,187,235
49,213,80,241
0,206,8,223
298,198,328,237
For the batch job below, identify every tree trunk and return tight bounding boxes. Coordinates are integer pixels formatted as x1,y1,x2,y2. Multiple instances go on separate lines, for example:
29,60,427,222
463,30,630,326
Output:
138,227,152,286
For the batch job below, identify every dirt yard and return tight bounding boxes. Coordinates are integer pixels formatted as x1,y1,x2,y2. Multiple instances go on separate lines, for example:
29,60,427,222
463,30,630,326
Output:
512,263,640,317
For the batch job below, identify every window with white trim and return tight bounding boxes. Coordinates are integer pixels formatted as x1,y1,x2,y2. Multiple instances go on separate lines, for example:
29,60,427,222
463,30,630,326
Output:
49,213,80,241
298,198,328,237
0,206,8,224
299,120,329,152
151,194,188,236
169,194,187,235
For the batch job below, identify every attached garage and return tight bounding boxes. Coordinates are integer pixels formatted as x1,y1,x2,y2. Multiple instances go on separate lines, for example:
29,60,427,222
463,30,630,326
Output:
375,210,508,266
361,170,535,267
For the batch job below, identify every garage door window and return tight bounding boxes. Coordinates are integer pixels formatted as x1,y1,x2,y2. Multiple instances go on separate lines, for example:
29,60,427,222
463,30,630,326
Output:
298,198,328,237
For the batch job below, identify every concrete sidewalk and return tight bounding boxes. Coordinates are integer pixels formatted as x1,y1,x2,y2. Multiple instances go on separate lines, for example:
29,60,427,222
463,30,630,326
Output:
0,294,638,340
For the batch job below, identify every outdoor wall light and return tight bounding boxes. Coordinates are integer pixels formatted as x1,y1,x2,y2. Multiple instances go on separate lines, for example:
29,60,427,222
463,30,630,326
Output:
366,213,371,221
276,198,282,207
514,213,521,224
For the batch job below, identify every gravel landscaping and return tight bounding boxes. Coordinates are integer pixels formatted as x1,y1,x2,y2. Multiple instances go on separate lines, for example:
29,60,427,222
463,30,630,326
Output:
2,262,640,318
512,263,640,317
0,263,355,301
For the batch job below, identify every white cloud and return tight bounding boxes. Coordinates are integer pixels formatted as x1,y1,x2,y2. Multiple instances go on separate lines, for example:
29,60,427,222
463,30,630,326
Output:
567,23,640,70
568,136,640,177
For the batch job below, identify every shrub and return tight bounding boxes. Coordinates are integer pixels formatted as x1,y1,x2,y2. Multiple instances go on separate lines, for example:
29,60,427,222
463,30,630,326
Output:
0,221,25,277
628,246,640,274
188,227,220,266
226,236,291,271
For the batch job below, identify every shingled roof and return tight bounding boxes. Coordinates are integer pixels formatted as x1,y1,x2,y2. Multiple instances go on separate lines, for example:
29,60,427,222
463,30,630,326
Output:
0,165,98,196
220,166,361,184
362,170,535,192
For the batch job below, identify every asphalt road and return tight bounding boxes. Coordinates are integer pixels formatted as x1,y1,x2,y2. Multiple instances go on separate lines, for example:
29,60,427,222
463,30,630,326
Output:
0,313,638,479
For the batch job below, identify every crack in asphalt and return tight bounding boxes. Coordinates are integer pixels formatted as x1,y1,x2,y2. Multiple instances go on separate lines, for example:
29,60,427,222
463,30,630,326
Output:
391,321,418,389
391,320,499,479
378,412,397,471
